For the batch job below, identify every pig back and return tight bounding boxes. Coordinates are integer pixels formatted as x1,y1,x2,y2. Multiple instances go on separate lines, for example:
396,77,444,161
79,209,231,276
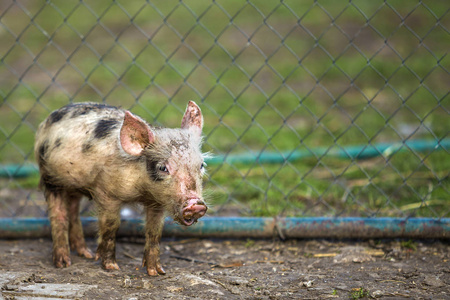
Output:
34,103,127,192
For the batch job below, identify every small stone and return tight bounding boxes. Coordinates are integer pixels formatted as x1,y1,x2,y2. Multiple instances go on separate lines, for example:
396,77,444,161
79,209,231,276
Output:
166,286,183,293
142,280,153,289
230,286,240,294
333,246,375,264
301,280,314,288
225,276,249,286
371,290,384,298
423,275,444,287
122,276,132,288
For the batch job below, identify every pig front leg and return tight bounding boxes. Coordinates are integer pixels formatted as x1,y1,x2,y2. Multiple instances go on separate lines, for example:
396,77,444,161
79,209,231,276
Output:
95,201,121,270
142,206,166,276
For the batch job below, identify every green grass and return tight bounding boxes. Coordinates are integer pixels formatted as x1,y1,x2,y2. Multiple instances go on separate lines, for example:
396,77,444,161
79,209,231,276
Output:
349,288,370,300
400,240,417,251
207,150,449,217
0,0,449,218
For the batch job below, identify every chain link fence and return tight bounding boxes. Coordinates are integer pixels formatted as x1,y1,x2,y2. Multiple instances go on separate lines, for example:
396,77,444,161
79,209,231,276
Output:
0,0,449,222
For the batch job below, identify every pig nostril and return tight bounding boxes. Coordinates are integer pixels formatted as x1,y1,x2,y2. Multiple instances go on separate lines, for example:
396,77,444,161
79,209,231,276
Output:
182,217,195,226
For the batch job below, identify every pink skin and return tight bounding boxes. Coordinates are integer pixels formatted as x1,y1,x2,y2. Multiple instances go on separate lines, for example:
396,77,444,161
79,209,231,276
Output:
180,198,207,226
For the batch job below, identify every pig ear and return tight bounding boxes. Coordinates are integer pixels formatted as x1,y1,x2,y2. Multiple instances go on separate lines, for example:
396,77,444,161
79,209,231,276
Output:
181,101,203,136
120,111,154,156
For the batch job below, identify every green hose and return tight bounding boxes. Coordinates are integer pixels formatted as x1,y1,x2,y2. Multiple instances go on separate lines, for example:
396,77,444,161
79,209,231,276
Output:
0,163,38,178
207,138,450,164
0,138,448,178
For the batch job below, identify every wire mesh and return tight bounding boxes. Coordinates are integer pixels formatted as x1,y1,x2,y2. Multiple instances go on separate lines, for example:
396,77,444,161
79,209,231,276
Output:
0,0,448,221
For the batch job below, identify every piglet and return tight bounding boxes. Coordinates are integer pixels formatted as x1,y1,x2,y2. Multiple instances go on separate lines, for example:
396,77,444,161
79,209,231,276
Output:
34,101,207,276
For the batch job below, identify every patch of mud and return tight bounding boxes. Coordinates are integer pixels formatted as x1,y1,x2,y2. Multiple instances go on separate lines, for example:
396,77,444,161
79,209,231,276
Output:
0,238,448,299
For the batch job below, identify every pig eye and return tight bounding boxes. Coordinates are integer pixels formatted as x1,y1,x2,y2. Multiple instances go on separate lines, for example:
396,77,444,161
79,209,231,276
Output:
159,165,169,173
200,162,206,170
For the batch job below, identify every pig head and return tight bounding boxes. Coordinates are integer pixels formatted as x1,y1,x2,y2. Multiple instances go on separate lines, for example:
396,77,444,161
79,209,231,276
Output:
119,105,207,226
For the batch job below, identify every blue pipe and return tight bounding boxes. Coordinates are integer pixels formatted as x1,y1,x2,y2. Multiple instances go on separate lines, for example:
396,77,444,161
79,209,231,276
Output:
0,217,448,239
2,139,447,178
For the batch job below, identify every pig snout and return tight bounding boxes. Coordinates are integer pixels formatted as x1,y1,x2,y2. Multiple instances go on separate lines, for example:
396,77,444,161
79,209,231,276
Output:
181,199,207,226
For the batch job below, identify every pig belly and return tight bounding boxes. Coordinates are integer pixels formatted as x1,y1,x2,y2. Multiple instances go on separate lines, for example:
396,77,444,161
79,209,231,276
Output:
45,151,98,189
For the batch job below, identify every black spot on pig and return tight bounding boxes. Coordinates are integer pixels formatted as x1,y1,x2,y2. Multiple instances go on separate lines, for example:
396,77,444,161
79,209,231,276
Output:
94,119,120,139
38,141,48,158
38,140,49,167
71,107,91,118
94,103,117,110
54,138,62,149
82,142,93,153
47,109,69,126
66,103,119,119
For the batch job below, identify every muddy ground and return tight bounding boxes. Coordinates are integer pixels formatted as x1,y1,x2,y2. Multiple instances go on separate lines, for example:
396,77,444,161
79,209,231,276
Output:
0,238,448,299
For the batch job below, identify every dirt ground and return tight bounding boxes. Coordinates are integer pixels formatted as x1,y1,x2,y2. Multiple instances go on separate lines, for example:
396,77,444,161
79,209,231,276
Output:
0,238,448,299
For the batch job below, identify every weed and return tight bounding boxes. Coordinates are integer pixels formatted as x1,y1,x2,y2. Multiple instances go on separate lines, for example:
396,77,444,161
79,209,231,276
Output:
349,288,369,299
245,239,255,248
401,240,417,251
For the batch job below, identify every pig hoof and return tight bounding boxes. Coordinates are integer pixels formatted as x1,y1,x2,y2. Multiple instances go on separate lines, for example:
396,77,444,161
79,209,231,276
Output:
103,261,120,270
54,255,71,268
53,248,71,268
78,247,94,259
147,266,165,276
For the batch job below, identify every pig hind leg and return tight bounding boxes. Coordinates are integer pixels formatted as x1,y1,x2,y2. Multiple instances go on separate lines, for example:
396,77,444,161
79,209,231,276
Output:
68,193,94,259
46,189,71,268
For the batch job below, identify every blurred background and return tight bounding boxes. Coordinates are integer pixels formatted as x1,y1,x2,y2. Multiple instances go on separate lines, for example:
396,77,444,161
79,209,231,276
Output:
0,0,448,220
